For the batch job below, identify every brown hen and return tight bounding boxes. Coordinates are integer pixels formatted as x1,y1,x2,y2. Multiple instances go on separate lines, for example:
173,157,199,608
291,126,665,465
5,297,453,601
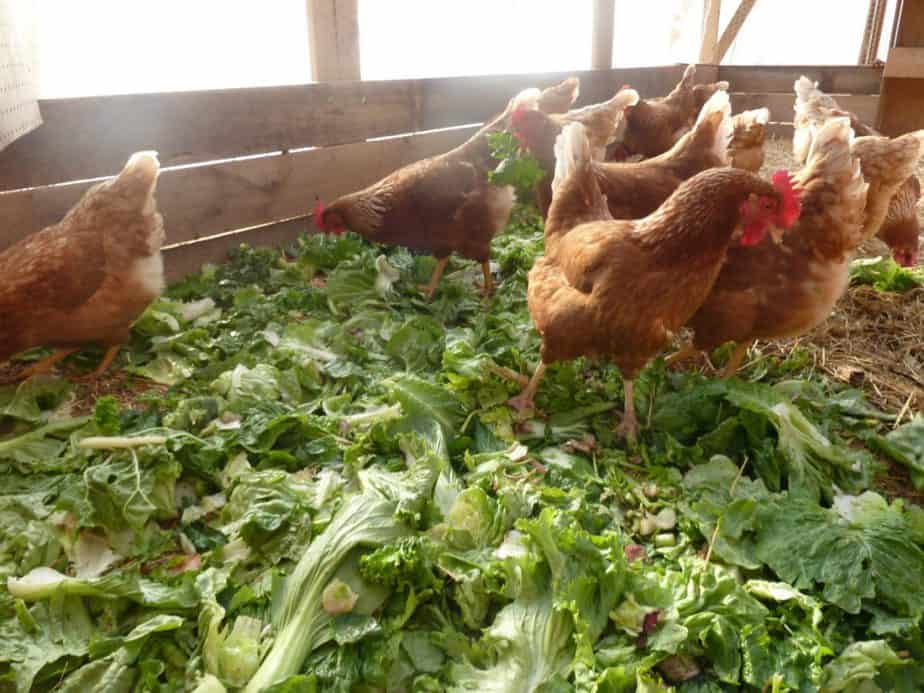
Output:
514,89,730,219
614,64,703,159
678,119,924,377
314,88,541,298
0,152,164,381
514,121,800,440
794,76,922,266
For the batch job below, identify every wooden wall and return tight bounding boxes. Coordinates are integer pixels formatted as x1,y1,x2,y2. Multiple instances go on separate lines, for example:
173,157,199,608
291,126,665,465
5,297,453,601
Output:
0,64,882,281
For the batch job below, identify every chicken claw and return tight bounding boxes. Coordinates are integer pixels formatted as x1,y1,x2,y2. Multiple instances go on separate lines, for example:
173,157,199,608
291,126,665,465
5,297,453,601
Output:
71,345,121,383
508,362,547,412
16,348,78,380
665,341,700,368
419,257,450,300
479,261,495,297
487,364,530,387
616,379,638,443
719,341,751,380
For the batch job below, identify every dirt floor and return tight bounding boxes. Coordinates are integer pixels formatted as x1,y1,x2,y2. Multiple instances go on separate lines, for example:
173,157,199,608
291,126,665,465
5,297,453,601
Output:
757,137,924,417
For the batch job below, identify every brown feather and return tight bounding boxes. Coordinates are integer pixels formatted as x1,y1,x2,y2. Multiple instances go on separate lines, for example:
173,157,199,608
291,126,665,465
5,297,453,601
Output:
0,153,164,362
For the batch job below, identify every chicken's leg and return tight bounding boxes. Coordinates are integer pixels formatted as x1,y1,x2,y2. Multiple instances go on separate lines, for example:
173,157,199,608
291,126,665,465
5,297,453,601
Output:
480,260,495,297
420,257,450,300
72,345,121,383
508,362,547,412
720,341,751,379
17,348,78,379
665,341,701,367
616,379,638,443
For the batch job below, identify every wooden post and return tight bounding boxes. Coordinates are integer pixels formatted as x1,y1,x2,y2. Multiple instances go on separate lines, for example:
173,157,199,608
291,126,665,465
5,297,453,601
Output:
878,0,924,134
592,0,615,69
858,0,887,64
715,0,757,64
699,0,721,63
307,0,360,82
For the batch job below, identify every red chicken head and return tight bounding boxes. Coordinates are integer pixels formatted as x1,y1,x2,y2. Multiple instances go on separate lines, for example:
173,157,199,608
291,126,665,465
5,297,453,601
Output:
737,170,803,246
511,106,543,152
313,200,346,235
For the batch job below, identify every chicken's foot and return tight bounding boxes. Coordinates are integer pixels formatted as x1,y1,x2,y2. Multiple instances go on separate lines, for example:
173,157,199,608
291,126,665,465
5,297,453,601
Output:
616,379,638,443
508,362,547,412
419,257,450,300
720,341,751,379
72,345,121,383
479,260,495,297
17,348,78,379
487,364,530,387
665,341,701,367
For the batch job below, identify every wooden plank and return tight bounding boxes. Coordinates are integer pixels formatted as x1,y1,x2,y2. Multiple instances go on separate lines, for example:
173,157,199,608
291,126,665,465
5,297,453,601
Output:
894,0,924,46
718,65,883,94
879,0,924,134
307,0,361,82
730,92,879,125
164,218,308,282
766,122,794,139
0,65,686,193
699,0,722,63
878,78,924,134
0,126,479,254
883,46,924,78
591,0,616,69
692,64,721,84
417,65,685,128
715,0,758,64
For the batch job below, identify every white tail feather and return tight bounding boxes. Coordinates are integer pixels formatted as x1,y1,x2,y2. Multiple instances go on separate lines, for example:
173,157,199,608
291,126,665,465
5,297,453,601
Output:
615,88,640,109
746,107,770,126
511,87,541,111
122,151,160,179
552,122,590,194
803,117,867,214
794,75,818,102
694,89,732,165
715,80,730,91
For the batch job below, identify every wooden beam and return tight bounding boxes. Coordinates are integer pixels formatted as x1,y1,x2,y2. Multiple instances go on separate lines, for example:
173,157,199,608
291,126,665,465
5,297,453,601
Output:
730,92,879,124
878,0,924,134
163,218,309,282
0,65,686,192
591,0,616,69
859,0,888,64
0,126,479,254
699,0,722,63
894,0,924,46
715,0,757,64
717,64,882,94
307,0,360,82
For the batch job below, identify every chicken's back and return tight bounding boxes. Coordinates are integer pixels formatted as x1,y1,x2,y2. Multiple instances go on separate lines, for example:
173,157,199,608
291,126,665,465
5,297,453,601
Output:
619,65,699,157
593,90,732,219
0,152,164,361
689,118,866,350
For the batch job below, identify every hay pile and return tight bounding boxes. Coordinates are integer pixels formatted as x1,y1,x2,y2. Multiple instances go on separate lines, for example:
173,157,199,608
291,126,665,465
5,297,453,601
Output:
757,137,923,416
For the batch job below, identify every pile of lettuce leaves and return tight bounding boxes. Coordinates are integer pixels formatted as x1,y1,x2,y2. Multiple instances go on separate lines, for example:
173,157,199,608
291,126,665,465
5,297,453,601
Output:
2,204,923,693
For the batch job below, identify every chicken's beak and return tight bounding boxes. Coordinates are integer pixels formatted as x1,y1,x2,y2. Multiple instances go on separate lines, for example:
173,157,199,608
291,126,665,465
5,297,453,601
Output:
768,225,785,245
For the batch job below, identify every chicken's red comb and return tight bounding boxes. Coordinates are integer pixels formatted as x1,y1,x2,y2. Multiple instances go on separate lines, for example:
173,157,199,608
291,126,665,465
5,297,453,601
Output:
313,200,327,230
772,170,802,228
511,106,529,126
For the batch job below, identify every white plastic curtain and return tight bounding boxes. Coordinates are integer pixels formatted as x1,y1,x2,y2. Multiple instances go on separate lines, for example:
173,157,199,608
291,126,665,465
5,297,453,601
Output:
0,0,40,151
